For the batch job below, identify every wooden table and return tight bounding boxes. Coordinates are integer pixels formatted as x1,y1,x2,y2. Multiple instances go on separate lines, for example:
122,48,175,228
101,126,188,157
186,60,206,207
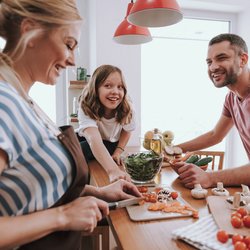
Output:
89,160,239,250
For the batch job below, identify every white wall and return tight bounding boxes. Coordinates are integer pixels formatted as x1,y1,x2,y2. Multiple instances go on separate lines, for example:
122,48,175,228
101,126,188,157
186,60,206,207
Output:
76,0,142,146
74,0,249,165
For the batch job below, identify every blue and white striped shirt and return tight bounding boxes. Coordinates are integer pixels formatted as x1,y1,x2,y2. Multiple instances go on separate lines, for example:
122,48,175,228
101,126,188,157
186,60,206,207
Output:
0,82,73,216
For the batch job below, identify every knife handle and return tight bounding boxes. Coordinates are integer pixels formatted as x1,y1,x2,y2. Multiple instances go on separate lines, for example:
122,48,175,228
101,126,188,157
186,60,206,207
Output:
108,202,118,210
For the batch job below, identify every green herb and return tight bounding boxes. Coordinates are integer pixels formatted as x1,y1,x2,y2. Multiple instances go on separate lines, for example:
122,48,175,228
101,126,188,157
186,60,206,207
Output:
124,151,163,182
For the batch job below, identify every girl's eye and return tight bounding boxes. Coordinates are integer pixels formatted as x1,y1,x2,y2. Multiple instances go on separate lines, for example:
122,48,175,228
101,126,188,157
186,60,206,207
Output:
118,85,124,90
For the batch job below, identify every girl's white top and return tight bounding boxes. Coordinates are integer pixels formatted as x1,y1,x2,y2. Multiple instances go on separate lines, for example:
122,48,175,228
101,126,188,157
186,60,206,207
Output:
78,108,136,142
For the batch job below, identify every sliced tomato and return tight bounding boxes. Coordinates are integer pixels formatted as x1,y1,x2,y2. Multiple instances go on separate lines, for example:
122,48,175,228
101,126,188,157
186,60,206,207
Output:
137,186,148,193
154,187,163,193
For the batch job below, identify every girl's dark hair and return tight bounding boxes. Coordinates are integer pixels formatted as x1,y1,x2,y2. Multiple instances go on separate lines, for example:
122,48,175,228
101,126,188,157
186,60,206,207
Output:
80,64,133,125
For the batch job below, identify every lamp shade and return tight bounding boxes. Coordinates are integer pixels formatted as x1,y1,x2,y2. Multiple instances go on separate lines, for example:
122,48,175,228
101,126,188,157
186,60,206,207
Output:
113,2,152,45
127,0,183,27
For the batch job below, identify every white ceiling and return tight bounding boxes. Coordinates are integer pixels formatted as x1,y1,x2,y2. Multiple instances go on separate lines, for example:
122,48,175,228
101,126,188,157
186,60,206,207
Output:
178,0,250,13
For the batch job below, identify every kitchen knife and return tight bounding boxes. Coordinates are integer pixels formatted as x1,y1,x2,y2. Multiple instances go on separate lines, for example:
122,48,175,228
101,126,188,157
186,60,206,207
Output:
108,197,143,210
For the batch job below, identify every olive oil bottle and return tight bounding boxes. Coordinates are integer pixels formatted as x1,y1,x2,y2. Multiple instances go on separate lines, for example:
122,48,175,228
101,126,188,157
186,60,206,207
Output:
150,128,162,155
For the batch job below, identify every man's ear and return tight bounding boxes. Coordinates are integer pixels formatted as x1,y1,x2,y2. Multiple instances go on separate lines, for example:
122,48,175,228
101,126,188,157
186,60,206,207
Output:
240,52,248,67
20,18,38,48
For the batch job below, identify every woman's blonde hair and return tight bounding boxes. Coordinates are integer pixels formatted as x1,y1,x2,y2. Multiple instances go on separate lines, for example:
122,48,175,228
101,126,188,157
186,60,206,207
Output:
0,0,82,99
80,65,133,125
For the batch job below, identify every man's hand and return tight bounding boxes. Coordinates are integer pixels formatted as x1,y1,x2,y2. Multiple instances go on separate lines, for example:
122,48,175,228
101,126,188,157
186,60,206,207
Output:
172,161,213,189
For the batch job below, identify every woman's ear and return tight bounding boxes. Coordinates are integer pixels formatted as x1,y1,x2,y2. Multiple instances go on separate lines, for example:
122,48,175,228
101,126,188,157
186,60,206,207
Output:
20,18,38,48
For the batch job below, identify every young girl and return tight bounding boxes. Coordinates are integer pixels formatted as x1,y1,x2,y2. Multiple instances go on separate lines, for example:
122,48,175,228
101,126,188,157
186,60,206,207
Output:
78,64,136,183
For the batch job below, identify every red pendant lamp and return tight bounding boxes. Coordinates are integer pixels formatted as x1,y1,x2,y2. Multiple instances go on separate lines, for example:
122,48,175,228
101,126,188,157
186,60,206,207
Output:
113,1,152,45
127,0,183,28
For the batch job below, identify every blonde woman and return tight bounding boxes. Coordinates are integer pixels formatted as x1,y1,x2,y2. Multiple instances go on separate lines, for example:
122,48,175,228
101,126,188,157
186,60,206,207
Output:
0,1,141,249
78,65,136,183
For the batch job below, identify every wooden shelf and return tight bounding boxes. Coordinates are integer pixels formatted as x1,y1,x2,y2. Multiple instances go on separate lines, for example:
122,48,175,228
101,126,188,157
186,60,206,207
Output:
69,80,87,89
70,117,79,123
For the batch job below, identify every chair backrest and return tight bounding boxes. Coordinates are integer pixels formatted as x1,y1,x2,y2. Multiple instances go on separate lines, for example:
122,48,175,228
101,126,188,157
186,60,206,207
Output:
193,150,225,170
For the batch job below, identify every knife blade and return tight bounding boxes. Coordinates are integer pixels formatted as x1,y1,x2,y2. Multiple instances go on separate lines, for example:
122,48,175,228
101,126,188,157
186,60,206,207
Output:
108,197,143,210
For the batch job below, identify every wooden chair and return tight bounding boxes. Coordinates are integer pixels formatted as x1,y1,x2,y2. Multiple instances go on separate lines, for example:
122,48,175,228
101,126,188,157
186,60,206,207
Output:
81,224,109,250
193,150,225,170
80,175,110,250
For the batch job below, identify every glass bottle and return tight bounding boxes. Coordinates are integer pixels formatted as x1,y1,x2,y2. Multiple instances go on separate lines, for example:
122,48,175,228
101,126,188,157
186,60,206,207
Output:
150,128,162,155
72,97,78,116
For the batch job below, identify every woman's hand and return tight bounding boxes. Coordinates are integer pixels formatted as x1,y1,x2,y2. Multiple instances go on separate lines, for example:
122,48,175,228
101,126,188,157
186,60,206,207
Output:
98,179,142,202
108,168,131,183
58,196,109,234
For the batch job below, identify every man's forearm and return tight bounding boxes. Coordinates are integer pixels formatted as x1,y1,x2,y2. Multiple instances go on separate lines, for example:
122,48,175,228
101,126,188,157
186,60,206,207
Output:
209,163,250,187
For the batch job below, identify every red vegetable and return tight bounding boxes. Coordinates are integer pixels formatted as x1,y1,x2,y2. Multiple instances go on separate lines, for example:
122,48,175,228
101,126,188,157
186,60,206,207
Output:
171,191,178,199
216,230,229,243
234,241,247,250
237,207,248,218
231,216,243,228
242,215,250,228
232,234,244,245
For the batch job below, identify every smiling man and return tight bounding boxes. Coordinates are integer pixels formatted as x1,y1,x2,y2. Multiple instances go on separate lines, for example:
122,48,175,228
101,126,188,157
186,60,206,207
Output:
173,33,250,189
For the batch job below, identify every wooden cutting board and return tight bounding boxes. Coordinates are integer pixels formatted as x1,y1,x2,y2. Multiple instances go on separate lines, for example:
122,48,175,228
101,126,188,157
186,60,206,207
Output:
126,196,193,222
126,186,192,221
207,196,249,236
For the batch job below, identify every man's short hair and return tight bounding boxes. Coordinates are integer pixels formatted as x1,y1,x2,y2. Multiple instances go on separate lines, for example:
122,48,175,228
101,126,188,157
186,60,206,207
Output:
209,33,248,54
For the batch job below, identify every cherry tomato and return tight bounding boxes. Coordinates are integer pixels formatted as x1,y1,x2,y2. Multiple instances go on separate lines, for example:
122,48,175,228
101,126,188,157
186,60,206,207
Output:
137,186,148,193
231,216,243,228
231,211,243,219
232,234,244,245
243,236,250,246
234,241,247,250
154,187,163,193
243,215,250,228
171,191,178,199
237,207,248,218
217,230,229,243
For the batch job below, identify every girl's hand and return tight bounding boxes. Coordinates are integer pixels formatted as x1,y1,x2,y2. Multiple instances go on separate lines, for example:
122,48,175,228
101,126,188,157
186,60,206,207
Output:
98,179,142,202
58,196,109,234
108,168,131,183
112,152,122,165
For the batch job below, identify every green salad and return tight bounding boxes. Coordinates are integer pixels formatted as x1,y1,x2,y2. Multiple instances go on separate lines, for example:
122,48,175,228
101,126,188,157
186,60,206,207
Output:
124,151,163,183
